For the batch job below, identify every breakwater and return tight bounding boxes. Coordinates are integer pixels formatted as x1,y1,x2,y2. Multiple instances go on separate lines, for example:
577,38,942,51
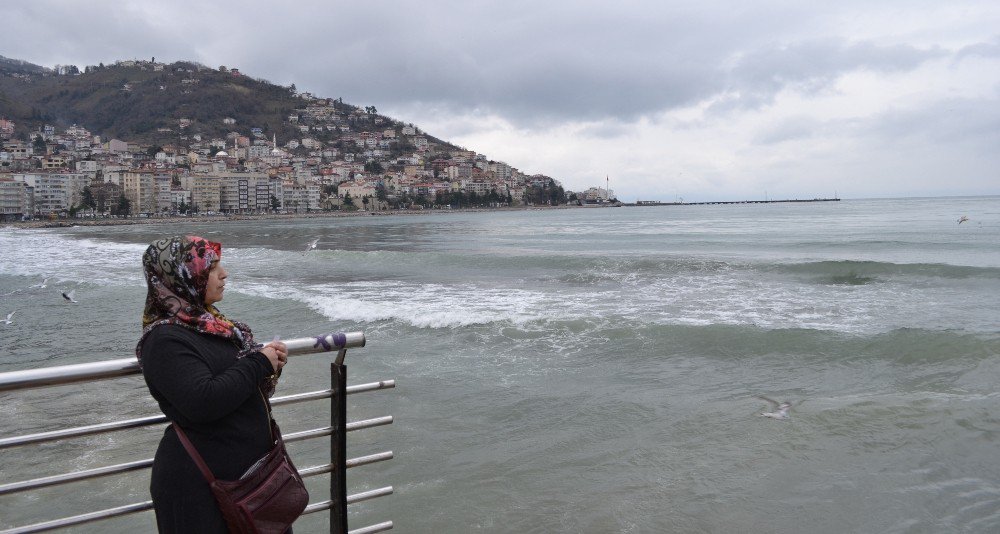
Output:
629,197,840,206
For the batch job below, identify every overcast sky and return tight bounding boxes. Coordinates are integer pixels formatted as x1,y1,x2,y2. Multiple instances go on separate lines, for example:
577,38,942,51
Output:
4,1,999,201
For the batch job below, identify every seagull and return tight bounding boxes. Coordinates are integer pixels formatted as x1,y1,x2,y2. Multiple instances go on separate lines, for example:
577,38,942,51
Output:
306,238,319,251
30,277,50,289
2,311,14,324
757,395,792,420
958,215,969,224
61,290,77,303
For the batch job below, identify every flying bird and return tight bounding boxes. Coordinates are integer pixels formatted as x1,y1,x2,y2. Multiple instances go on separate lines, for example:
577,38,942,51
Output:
30,277,50,288
61,290,77,303
756,395,793,420
2,311,14,324
306,238,319,251
958,215,969,224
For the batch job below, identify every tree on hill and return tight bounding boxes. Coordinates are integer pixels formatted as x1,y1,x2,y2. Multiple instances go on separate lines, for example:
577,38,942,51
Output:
80,186,96,216
113,193,131,218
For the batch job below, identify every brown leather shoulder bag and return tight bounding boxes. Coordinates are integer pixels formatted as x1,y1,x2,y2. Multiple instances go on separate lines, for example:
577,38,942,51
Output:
173,419,310,534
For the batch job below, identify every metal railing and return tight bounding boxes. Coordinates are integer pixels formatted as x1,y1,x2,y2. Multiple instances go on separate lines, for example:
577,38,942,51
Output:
0,332,394,534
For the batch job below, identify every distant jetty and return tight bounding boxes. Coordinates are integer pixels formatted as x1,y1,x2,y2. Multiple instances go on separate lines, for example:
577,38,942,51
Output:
627,198,840,206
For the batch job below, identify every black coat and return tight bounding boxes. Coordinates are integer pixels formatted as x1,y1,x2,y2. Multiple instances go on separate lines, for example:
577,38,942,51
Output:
141,324,275,533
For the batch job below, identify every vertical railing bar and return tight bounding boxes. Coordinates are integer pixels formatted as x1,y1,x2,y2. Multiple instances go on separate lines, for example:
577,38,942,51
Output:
330,354,349,534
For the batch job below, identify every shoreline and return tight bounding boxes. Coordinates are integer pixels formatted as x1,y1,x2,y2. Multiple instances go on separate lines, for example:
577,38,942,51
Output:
3,204,584,229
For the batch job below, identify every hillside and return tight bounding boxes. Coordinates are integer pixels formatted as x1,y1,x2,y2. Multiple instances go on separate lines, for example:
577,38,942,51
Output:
0,57,456,153
0,55,51,76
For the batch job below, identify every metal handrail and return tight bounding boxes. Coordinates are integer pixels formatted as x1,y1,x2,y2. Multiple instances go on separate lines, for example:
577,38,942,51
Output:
0,380,395,450
3,486,396,534
0,449,394,497
0,332,366,393
0,331,394,534
350,521,395,534
0,502,156,534
0,415,395,497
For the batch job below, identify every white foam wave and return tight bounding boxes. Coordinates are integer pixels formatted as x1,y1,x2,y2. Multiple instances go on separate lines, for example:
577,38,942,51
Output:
231,261,942,333
0,229,146,286
238,279,572,328
5,224,987,335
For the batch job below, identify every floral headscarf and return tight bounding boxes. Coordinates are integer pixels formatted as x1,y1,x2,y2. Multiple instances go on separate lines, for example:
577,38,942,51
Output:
135,235,278,396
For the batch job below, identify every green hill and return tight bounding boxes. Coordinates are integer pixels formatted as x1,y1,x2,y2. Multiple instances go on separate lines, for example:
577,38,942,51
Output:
0,57,455,153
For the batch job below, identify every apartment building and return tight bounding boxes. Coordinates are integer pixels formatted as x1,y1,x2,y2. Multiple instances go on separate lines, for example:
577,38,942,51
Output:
0,177,32,221
14,173,65,215
217,172,275,213
282,183,320,213
190,175,221,213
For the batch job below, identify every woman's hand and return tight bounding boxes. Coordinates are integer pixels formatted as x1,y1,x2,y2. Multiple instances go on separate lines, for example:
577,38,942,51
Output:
261,341,288,373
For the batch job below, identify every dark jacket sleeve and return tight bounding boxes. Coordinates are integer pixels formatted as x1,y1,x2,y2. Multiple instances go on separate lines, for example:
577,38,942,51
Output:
141,327,275,423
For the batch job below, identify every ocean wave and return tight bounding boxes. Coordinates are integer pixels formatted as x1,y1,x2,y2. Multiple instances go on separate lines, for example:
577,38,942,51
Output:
769,260,1000,282
0,228,146,285
504,322,1000,367
630,323,1000,364
6,227,996,336
229,262,999,335
237,279,567,329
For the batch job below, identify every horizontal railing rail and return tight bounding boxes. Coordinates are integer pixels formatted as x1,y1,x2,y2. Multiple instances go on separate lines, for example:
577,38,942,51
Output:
0,331,394,534
0,380,395,450
0,332,366,393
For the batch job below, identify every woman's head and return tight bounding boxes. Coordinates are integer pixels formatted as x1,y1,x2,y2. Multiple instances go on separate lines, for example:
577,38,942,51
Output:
204,260,228,306
137,235,274,393
141,235,228,329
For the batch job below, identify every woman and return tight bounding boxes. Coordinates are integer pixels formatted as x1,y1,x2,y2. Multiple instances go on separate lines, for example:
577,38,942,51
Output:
136,235,288,532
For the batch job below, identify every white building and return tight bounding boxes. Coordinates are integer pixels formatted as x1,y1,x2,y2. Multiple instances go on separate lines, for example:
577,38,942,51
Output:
13,173,79,215
0,177,32,221
217,172,274,213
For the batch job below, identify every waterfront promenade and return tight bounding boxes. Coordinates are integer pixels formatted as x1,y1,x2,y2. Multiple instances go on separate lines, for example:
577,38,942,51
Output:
3,204,582,229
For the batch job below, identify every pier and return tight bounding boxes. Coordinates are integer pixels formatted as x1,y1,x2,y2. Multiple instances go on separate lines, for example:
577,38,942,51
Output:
629,198,840,206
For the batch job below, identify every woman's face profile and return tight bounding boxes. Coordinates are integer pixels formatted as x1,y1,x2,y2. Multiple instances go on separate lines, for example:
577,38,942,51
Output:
204,261,228,305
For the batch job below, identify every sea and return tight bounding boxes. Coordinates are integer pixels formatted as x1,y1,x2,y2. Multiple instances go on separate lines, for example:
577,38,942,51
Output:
1,196,999,533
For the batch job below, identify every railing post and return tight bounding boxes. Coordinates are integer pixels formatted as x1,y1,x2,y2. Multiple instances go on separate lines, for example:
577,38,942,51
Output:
330,361,348,534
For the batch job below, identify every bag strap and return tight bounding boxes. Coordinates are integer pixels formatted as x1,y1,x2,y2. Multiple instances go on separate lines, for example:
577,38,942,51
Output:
172,423,218,483
172,388,280,484
172,417,283,484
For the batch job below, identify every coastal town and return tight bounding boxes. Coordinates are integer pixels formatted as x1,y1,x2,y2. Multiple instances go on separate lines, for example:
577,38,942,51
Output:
0,60,616,222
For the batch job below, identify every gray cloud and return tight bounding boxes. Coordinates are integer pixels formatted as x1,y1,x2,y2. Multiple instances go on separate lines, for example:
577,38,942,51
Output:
753,117,822,145
865,94,1000,148
206,1,811,125
716,40,947,111
954,36,1000,62
3,0,999,198
1,1,965,127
